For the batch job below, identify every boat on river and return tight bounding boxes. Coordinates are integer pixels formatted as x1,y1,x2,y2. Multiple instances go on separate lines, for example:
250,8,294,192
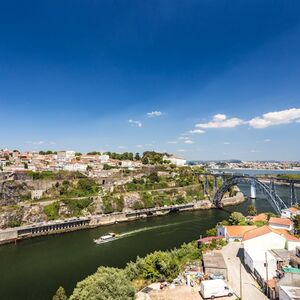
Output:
94,233,117,244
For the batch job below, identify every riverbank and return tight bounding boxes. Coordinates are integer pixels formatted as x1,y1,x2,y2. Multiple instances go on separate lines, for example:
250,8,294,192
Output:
0,192,245,245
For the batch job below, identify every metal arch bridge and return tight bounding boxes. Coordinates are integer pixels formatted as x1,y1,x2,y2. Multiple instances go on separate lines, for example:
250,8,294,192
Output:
196,172,300,215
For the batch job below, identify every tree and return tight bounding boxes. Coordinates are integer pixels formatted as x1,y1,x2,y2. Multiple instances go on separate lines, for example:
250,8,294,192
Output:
135,152,141,160
69,267,135,300
228,212,245,225
247,205,257,216
294,215,300,234
52,286,67,300
206,228,217,236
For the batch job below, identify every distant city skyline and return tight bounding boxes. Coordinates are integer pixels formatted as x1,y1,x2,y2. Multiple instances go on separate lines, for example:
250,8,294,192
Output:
1,1,300,160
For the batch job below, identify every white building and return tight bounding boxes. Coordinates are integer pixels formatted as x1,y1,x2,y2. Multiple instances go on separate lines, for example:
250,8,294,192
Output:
163,155,186,166
217,225,256,242
279,286,300,300
63,163,87,172
269,217,294,232
281,207,300,219
57,150,75,162
244,249,277,280
242,226,287,252
99,154,109,164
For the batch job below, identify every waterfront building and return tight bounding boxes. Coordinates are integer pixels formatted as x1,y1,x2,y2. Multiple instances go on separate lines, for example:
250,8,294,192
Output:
269,217,294,232
281,207,300,219
216,225,256,242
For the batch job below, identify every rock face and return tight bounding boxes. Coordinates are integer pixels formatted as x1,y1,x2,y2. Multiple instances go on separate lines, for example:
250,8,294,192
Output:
0,208,24,229
123,192,142,208
0,181,30,206
22,204,47,224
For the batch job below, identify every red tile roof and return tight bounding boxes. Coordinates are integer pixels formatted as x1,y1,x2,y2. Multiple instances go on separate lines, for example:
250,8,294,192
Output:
197,236,223,244
224,226,256,238
243,225,300,242
269,217,292,226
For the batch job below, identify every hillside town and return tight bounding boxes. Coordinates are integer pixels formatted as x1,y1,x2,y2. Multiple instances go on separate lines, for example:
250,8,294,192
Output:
0,149,187,174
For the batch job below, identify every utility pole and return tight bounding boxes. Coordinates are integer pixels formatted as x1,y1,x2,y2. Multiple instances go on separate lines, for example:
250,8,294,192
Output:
240,262,242,300
265,252,269,296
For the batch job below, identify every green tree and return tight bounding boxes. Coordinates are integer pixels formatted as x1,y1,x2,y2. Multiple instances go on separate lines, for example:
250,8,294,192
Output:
247,205,257,216
228,212,245,225
206,228,217,236
52,286,67,300
70,267,135,300
135,152,141,160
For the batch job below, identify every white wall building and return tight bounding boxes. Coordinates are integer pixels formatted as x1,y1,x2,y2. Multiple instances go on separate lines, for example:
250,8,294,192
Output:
242,226,287,252
163,155,186,166
244,249,277,280
279,286,300,300
63,163,87,172
268,217,294,232
99,154,109,164
281,207,300,219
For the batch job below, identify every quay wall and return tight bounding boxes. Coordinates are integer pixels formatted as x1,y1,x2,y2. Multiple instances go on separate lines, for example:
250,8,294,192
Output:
0,193,245,245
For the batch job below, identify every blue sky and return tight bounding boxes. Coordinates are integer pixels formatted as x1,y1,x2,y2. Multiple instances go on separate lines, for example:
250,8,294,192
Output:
1,0,300,160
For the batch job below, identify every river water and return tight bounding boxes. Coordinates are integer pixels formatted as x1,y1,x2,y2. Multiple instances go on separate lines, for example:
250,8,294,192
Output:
0,170,299,300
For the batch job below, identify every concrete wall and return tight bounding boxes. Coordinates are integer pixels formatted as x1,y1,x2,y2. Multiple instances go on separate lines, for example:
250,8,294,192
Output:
0,229,18,243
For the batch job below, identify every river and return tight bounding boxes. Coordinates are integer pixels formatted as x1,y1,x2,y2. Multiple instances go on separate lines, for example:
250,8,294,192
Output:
0,170,299,300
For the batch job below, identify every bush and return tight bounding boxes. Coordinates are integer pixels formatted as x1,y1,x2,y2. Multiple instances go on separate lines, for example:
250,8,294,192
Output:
44,202,60,220
62,198,93,216
69,267,135,300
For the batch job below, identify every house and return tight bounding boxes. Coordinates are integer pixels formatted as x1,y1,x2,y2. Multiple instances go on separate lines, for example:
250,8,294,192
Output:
276,272,300,300
217,225,256,242
281,207,300,219
63,163,88,172
279,285,300,300
99,154,109,164
247,213,268,223
244,248,277,281
163,155,186,166
269,217,294,232
243,226,300,251
202,250,228,279
243,226,287,251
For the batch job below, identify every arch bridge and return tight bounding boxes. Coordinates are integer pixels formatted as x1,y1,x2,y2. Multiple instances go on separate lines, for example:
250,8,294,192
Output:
196,172,300,215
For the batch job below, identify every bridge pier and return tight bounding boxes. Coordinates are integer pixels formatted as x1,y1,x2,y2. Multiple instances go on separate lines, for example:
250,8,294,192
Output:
290,182,297,207
250,180,256,199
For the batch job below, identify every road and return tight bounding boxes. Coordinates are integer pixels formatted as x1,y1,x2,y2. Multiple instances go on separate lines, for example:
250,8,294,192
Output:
222,242,268,300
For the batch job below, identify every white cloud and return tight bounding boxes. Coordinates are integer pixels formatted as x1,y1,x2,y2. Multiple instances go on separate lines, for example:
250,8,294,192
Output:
263,139,272,142
146,111,162,118
196,114,245,129
178,136,189,140
26,141,45,145
250,149,260,153
224,142,230,145
145,143,153,147
176,149,186,152
118,145,126,149
189,129,205,134
249,108,300,128
167,141,178,144
184,140,194,144
128,119,142,127
136,145,143,148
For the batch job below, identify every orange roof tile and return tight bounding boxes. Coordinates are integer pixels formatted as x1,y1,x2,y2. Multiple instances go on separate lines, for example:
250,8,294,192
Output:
243,225,273,241
243,225,300,242
288,207,300,213
224,225,256,238
251,213,268,222
269,217,292,226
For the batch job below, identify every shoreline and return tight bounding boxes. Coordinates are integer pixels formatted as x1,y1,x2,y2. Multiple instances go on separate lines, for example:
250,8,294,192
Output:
0,192,245,246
